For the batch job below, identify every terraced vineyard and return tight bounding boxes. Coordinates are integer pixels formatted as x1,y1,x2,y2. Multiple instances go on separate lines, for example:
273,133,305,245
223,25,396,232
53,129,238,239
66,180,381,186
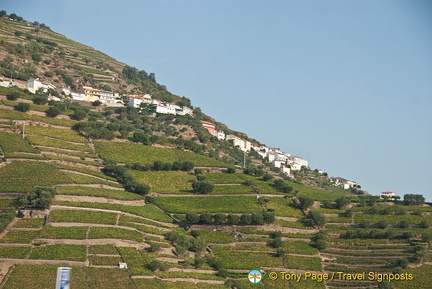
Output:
0,19,431,288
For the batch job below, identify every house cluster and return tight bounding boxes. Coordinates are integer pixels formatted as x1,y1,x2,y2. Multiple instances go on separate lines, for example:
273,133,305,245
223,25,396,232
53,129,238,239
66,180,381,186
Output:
26,78,122,106
199,120,310,177
129,94,193,116
200,121,226,140
331,177,360,190
253,146,309,176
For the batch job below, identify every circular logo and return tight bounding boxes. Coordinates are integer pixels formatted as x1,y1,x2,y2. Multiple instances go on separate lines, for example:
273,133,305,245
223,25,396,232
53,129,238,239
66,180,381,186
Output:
248,269,262,284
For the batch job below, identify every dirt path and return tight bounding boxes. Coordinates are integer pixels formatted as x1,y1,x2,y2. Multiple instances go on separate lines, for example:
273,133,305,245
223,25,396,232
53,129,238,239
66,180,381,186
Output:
36,145,92,154
0,258,85,266
55,194,144,207
148,193,285,198
50,205,176,227
43,151,99,162
58,169,119,184
55,183,124,190
50,221,169,233
131,275,225,285
34,238,149,249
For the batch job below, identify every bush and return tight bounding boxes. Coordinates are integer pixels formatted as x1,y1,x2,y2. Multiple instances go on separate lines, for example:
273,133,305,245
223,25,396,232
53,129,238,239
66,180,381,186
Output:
148,260,169,272
226,167,236,174
18,187,56,209
15,102,30,112
298,196,314,211
6,91,20,101
147,242,161,253
92,100,102,107
307,211,326,227
316,239,327,250
46,106,62,117
192,181,214,194
33,95,48,105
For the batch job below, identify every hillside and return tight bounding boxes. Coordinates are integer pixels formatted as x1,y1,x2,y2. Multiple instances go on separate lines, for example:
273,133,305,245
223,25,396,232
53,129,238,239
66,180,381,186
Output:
0,12,431,289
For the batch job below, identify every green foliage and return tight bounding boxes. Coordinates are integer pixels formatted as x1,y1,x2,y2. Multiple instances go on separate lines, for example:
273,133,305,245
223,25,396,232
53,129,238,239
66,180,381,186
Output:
49,210,118,225
403,194,425,205
42,226,88,239
14,102,30,112
18,186,56,209
30,244,86,261
129,170,193,194
56,186,143,200
298,196,314,211
192,180,214,194
0,208,16,233
307,210,326,227
152,196,260,214
89,227,143,242
0,162,72,192
95,141,228,167
0,131,39,157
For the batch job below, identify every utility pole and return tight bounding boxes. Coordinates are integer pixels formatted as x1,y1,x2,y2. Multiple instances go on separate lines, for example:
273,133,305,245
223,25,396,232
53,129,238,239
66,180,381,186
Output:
243,152,246,168
22,123,25,139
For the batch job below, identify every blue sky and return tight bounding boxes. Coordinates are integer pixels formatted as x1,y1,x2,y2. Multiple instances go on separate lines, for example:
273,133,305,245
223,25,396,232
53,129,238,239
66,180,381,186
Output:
3,0,432,201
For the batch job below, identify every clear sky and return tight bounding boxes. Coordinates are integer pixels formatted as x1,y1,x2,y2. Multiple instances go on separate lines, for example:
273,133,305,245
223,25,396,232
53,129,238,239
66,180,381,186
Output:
3,0,432,201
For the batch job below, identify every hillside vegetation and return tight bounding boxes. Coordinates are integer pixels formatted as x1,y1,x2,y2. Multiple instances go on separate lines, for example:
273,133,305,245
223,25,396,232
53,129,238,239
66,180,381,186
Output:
0,11,430,289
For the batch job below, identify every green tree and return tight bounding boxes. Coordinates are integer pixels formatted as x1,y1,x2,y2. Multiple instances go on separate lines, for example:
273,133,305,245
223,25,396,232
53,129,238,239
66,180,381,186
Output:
186,213,200,225
307,210,326,227
298,196,314,211
199,213,212,224
147,242,161,253
191,236,207,253
33,95,48,105
46,106,61,117
227,213,240,225
403,194,425,205
72,109,87,121
6,91,20,101
192,181,214,194
15,102,30,112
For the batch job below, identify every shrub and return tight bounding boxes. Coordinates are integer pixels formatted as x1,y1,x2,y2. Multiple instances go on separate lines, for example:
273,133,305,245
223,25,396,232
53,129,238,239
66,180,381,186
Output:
15,102,30,112
46,106,62,117
18,187,56,209
92,100,102,106
147,242,161,253
33,95,48,105
226,167,236,174
307,211,326,227
192,181,214,194
298,196,314,211
6,91,20,101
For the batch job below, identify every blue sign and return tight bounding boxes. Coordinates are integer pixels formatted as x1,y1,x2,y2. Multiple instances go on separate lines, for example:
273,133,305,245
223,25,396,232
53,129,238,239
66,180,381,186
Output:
56,267,71,289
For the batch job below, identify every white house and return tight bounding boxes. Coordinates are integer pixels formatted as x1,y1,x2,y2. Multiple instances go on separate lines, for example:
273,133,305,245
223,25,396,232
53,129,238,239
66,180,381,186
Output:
0,79,11,88
281,166,291,176
48,95,61,102
99,90,116,104
289,155,309,168
56,87,71,96
70,92,85,101
226,135,251,152
272,159,284,168
27,78,56,94
381,191,395,200
180,106,193,116
128,94,152,108
155,104,176,115
217,130,226,140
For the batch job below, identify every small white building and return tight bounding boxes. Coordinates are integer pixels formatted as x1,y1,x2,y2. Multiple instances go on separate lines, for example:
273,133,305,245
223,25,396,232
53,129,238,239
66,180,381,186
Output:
155,104,176,115
118,262,128,269
0,80,11,88
289,155,308,168
56,87,71,96
27,78,56,94
70,92,85,101
272,159,284,168
48,95,61,102
217,131,225,140
99,90,116,104
181,106,193,116
226,135,251,152
381,191,395,199
281,166,291,176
